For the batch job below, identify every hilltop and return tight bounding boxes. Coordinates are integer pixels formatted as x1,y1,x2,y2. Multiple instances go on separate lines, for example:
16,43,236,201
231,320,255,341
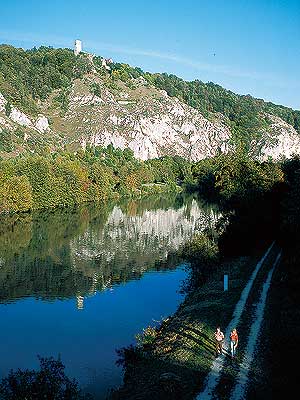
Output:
0,44,300,160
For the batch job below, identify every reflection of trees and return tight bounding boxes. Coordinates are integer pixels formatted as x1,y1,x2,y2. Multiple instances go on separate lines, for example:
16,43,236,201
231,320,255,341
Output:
0,195,220,305
0,214,32,260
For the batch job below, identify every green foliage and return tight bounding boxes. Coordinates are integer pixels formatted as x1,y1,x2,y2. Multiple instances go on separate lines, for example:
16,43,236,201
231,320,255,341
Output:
180,233,219,289
192,153,284,206
145,156,191,186
111,63,144,82
0,145,186,214
88,162,115,201
214,154,284,203
53,87,70,113
280,157,300,240
0,129,14,152
181,233,219,267
190,152,285,256
4,101,11,116
135,325,158,347
89,82,101,97
0,356,90,400
0,45,91,115
53,157,89,206
0,175,32,213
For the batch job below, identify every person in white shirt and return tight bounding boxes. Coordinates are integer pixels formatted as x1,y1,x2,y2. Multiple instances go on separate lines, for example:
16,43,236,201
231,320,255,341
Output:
214,326,225,356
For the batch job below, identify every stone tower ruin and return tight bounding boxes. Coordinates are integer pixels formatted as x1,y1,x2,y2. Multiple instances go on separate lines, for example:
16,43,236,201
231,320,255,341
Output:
74,39,82,56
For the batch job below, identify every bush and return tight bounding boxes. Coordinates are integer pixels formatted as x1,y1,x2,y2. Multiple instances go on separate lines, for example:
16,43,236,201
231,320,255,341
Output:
135,325,158,347
0,175,32,213
0,356,90,400
180,233,219,289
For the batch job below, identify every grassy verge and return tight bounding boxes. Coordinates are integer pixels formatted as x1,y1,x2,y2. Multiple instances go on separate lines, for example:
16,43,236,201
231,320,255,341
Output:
109,244,271,399
214,243,280,399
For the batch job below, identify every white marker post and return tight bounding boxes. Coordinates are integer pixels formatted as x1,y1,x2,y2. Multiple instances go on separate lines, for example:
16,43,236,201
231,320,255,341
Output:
224,274,228,291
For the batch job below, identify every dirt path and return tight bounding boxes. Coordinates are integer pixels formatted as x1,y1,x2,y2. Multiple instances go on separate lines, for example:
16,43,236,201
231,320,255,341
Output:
195,245,281,400
229,251,281,400
110,242,281,400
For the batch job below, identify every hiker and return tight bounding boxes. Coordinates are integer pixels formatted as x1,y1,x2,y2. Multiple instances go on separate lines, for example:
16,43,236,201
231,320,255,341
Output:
230,328,239,358
214,326,224,355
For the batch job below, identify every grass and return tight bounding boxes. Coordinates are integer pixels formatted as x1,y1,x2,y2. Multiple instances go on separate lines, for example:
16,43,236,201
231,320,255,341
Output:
109,250,268,399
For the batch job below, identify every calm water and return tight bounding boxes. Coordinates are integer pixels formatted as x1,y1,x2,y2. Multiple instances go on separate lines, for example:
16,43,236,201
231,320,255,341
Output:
0,194,220,398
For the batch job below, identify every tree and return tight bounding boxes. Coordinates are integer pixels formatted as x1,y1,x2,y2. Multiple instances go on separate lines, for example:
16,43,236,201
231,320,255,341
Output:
0,175,33,213
0,356,90,400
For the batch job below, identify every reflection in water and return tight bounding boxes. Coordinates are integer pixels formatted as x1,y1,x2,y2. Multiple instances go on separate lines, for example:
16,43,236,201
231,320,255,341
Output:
0,194,220,306
0,193,221,398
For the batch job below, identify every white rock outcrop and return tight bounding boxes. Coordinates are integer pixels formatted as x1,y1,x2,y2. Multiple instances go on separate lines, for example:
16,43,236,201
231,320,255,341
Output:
9,107,33,128
256,114,300,161
68,79,233,161
35,115,50,133
0,92,50,135
0,92,7,112
1,75,300,162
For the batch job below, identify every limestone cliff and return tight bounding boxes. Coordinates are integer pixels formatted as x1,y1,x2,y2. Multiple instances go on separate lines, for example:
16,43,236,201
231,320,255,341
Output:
0,64,299,161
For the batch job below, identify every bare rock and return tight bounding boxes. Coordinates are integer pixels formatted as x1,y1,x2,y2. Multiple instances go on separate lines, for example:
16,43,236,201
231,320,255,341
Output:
35,115,50,133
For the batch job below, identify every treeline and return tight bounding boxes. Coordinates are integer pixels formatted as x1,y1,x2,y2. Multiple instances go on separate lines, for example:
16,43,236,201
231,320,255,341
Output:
0,145,191,214
178,153,284,288
180,151,300,295
0,356,90,400
190,153,284,251
277,156,300,291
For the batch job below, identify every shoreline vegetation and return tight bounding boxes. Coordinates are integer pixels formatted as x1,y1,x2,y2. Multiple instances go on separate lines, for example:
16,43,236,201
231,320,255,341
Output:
0,146,299,399
0,145,186,215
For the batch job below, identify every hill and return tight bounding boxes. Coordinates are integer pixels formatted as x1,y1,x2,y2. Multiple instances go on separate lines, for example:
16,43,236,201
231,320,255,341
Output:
0,44,300,160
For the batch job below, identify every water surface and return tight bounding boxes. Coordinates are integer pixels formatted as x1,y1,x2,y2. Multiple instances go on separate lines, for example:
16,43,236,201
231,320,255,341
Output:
0,194,220,398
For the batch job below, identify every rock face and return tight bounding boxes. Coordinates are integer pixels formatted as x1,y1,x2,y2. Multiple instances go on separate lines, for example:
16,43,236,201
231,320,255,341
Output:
65,78,232,161
9,107,33,128
256,114,300,161
1,69,300,161
0,91,50,134
35,115,50,133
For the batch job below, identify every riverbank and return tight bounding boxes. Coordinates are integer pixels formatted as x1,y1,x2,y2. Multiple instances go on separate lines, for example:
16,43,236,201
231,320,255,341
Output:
109,240,281,399
0,146,190,215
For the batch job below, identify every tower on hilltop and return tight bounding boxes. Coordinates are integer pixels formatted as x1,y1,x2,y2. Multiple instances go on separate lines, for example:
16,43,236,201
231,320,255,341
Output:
74,39,82,56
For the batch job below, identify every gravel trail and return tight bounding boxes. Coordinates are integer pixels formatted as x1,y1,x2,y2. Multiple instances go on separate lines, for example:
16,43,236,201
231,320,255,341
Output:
195,242,276,400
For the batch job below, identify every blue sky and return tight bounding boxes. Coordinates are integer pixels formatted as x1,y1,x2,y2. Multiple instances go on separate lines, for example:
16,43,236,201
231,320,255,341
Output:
0,0,299,109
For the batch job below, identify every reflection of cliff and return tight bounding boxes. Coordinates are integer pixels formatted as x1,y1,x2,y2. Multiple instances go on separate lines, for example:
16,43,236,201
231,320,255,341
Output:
70,199,220,268
0,195,220,304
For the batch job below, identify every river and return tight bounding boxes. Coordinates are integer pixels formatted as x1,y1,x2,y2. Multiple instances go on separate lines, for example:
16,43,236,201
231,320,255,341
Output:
0,193,220,398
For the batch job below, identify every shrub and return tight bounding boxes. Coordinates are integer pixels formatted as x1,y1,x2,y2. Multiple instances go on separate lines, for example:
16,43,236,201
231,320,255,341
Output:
0,175,32,213
0,356,90,400
135,325,158,347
